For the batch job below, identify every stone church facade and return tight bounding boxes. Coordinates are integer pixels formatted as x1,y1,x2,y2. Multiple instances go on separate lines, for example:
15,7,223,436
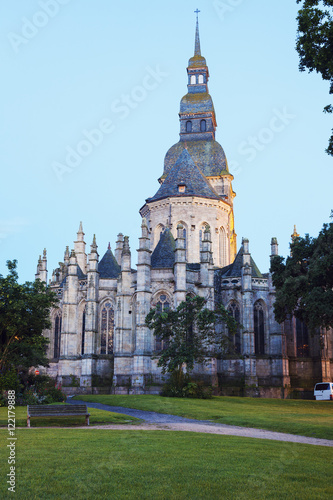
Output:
36,20,332,397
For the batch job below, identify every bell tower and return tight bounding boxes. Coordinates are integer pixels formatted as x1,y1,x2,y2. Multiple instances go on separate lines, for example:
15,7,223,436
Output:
140,14,237,267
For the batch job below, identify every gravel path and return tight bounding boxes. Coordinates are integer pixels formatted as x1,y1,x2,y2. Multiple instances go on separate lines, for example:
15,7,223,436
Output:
68,399,333,447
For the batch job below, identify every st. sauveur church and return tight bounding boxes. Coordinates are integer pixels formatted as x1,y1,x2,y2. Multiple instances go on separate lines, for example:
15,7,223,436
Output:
35,17,333,397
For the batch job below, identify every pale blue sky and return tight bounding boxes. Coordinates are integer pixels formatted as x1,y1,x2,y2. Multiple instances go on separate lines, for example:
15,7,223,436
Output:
0,0,332,283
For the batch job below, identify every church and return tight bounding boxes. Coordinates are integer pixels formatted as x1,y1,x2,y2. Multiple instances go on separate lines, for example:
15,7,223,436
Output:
36,19,332,397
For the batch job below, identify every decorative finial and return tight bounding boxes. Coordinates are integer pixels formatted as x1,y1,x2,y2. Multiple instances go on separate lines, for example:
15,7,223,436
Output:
78,221,83,233
194,9,201,56
291,225,299,242
108,242,111,250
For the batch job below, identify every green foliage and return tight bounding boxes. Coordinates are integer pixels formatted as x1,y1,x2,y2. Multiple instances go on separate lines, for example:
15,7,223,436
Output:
0,369,22,393
160,369,213,399
0,260,58,373
145,295,239,377
0,373,66,406
270,219,333,332
296,1,333,155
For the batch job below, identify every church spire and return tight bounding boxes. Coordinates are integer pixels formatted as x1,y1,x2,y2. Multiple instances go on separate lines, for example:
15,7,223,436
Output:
194,9,201,56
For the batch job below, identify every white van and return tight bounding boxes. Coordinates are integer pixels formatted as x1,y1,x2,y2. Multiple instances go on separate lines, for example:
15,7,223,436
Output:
314,382,333,401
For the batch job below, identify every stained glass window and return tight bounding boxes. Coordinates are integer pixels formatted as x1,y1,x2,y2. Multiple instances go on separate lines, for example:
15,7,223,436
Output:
227,302,241,353
54,311,62,358
155,294,170,351
81,307,86,355
296,318,309,357
100,302,114,355
254,301,265,355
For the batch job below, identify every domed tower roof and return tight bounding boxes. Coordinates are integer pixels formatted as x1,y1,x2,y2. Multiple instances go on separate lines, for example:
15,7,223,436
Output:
161,13,229,179
147,148,220,203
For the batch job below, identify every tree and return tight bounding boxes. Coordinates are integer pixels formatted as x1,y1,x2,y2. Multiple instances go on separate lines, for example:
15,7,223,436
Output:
296,0,333,156
0,260,58,374
145,295,239,377
270,218,333,333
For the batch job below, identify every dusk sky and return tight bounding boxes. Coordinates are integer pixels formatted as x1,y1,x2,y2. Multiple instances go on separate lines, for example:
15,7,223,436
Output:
1,0,332,283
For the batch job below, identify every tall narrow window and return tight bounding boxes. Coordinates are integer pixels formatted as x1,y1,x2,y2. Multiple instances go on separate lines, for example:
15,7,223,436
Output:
227,302,241,353
254,301,265,355
199,223,208,253
198,74,204,84
155,294,170,351
200,119,206,132
54,311,62,358
100,302,114,355
190,75,196,84
219,227,227,267
296,318,309,357
186,120,192,132
81,307,86,355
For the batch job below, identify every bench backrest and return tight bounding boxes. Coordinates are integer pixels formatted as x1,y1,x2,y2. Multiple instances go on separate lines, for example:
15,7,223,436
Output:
27,405,88,416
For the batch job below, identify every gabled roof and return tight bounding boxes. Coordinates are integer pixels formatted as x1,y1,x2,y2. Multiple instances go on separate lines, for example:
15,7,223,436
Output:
151,229,176,268
147,149,220,203
77,265,86,280
221,246,262,278
98,247,121,279
59,264,86,288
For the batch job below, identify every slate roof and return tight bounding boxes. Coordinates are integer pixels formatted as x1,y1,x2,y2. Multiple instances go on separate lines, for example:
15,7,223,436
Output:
180,91,214,115
59,264,86,288
151,229,176,268
77,265,86,280
220,246,263,278
163,139,229,178
147,149,220,203
98,248,121,279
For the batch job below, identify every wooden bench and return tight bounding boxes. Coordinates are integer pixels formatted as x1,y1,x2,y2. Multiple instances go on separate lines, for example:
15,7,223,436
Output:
27,404,90,427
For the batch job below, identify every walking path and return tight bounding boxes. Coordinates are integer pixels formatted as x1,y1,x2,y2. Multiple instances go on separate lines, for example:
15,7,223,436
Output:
68,399,333,447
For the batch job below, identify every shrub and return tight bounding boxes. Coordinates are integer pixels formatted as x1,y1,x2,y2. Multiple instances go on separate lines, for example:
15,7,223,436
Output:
161,371,213,399
0,369,23,393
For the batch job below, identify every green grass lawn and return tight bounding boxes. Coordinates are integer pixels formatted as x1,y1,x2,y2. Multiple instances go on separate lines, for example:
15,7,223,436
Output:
0,429,332,499
0,405,140,427
74,394,333,440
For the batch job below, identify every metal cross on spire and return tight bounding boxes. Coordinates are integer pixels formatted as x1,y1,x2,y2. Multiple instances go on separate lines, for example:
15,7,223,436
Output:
194,9,201,56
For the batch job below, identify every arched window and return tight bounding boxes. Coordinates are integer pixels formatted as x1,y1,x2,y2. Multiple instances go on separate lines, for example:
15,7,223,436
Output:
198,74,204,84
254,301,265,355
190,75,196,84
100,302,114,355
227,302,241,353
155,294,170,351
296,318,309,357
54,311,62,358
219,227,227,267
81,307,86,355
186,120,192,132
199,223,208,253
200,119,206,132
